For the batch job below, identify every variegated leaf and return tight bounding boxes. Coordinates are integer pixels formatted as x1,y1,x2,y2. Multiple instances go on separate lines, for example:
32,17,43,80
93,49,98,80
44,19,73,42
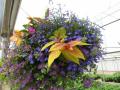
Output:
54,27,67,39
69,40,90,47
48,50,61,68
62,51,80,64
65,47,85,60
41,41,55,51
49,43,64,51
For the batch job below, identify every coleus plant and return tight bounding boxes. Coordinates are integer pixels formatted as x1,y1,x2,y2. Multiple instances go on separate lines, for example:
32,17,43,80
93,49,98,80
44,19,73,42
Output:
41,27,90,69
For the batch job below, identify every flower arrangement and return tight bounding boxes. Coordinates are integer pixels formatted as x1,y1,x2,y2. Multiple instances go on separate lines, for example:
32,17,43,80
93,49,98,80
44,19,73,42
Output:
0,9,102,90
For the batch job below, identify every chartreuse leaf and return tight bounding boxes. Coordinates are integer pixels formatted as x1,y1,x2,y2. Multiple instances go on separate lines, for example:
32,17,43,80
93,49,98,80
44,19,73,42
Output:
65,47,85,60
14,30,24,37
49,36,56,40
54,27,67,39
49,43,64,51
48,50,61,68
16,38,22,46
62,50,80,64
10,35,22,46
41,41,55,51
69,40,90,47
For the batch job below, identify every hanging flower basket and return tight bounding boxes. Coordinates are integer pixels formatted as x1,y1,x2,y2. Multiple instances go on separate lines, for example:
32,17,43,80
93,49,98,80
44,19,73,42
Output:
0,9,102,90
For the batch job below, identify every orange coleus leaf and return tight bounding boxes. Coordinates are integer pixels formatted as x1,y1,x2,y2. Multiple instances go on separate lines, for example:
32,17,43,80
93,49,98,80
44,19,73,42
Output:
64,47,85,60
49,43,65,51
62,50,80,64
41,41,55,51
48,50,61,68
68,40,90,47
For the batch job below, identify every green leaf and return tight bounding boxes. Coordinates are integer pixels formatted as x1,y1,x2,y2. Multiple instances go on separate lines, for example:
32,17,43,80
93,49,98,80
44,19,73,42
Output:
91,47,98,56
20,30,28,33
48,50,61,68
23,24,29,29
41,41,55,51
0,59,3,67
54,27,67,39
62,51,80,64
78,41,91,46
81,37,87,42
73,22,79,30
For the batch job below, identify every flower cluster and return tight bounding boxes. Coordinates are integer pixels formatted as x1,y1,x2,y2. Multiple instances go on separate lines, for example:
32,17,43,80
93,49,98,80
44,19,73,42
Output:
0,10,102,90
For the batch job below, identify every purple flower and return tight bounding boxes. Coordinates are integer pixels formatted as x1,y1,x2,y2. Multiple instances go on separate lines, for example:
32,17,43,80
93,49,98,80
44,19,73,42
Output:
67,65,72,71
83,78,93,88
38,53,46,62
28,27,36,34
80,48,89,57
76,36,82,40
72,67,77,71
15,79,19,84
29,88,33,90
28,87,36,90
78,67,83,72
60,70,65,76
35,47,41,52
0,68,3,73
28,53,34,64
22,74,32,87
38,64,44,69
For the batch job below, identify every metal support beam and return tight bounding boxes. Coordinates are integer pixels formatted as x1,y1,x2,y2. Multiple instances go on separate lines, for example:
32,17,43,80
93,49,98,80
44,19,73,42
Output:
0,0,22,57
0,0,22,37
0,0,6,33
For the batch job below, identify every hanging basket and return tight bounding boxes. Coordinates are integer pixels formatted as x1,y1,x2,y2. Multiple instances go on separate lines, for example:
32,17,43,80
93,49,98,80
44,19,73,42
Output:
0,9,102,90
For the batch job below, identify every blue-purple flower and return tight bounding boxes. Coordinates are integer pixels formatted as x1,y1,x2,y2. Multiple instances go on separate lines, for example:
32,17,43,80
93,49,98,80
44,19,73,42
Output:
83,78,93,88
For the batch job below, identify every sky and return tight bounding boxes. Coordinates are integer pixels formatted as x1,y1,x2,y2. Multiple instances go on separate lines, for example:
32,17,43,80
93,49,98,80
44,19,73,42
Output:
15,0,120,52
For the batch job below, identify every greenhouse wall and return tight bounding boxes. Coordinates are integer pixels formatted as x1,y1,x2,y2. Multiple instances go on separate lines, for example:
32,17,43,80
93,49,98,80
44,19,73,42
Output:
97,51,120,73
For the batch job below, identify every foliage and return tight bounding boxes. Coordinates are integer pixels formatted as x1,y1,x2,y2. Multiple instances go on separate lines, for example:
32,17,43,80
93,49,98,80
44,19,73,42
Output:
85,81,120,90
0,9,102,90
83,72,120,83
41,27,90,69
0,58,9,84
101,72,120,83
